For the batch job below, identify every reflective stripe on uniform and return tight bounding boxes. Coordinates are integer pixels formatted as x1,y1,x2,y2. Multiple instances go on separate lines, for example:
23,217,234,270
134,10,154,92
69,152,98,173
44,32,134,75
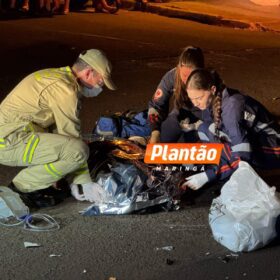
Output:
50,68,62,78
35,68,65,81
60,66,72,77
198,131,209,142
261,146,280,155
23,134,40,164
65,66,72,73
74,163,89,175
231,143,252,153
0,138,6,148
216,158,240,174
44,163,62,178
34,72,42,81
74,169,89,175
255,121,280,139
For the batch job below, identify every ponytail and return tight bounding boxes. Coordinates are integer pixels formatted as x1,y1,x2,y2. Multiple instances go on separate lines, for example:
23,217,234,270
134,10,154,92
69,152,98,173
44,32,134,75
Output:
174,46,204,109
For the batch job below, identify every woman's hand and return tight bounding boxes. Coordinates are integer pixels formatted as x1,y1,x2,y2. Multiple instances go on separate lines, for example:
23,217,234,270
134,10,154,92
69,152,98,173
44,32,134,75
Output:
149,130,161,144
182,172,209,190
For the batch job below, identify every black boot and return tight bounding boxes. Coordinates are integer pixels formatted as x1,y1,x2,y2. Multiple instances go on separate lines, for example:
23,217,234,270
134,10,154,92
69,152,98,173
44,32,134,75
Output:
8,182,68,209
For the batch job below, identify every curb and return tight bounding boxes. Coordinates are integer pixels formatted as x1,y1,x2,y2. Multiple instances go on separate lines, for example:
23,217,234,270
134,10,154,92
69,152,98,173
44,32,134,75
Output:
146,4,250,29
84,0,275,32
123,0,273,31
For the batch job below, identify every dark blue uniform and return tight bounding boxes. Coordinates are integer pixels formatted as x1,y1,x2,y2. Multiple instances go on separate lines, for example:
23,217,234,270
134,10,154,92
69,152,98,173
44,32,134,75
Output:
197,88,280,182
148,68,202,142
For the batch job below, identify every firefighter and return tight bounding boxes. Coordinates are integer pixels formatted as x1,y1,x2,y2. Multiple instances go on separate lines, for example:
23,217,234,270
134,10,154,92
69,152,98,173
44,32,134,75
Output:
0,49,116,207
181,68,280,190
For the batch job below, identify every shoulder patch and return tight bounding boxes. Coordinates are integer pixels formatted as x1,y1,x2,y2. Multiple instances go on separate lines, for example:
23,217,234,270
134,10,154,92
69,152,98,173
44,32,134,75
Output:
153,89,163,101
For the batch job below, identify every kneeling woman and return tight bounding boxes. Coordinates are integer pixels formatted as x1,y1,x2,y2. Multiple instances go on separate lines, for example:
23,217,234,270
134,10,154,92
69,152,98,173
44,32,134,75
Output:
182,69,280,190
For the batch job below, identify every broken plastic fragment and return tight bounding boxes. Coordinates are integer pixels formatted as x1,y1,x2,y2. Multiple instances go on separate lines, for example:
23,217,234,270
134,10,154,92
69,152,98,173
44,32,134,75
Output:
156,246,174,251
49,254,62,257
226,253,239,258
24,242,41,248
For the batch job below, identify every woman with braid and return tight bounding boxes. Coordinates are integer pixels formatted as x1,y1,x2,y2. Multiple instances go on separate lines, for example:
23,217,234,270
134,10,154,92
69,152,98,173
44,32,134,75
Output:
181,68,280,190
148,46,205,143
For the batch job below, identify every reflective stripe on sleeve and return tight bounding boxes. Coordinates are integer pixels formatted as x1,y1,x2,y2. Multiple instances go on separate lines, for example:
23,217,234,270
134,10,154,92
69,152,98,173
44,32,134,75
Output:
74,168,89,175
74,163,89,175
231,143,252,153
0,138,6,148
198,131,210,142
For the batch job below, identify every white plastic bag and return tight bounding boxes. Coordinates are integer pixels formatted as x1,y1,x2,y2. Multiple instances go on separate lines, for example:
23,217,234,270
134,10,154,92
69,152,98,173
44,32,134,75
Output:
209,161,280,252
0,187,29,219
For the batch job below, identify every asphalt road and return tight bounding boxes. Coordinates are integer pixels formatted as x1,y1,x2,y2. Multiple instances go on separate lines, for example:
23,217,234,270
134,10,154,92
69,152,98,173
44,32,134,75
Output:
0,9,280,280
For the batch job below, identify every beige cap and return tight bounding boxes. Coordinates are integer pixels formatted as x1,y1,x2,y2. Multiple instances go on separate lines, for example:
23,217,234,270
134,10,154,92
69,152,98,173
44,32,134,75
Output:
79,49,116,90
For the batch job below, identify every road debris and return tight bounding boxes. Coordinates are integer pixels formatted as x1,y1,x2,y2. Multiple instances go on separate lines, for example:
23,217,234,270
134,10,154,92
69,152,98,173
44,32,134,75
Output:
218,253,240,264
49,254,62,257
24,242,41,248
226,253,239,258
155,246,174,251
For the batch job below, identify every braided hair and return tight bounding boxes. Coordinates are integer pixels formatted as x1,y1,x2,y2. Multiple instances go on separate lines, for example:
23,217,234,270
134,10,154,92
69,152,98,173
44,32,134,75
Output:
174,46,205,109
186,68,225,141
